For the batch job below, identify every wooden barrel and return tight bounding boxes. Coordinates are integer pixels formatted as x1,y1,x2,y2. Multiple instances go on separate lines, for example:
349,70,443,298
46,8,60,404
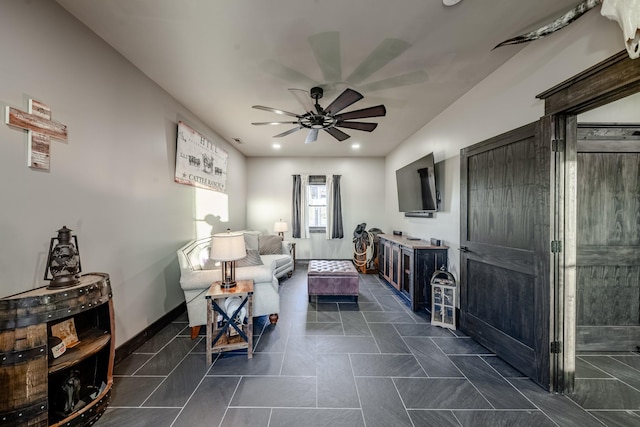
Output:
0,273,112,426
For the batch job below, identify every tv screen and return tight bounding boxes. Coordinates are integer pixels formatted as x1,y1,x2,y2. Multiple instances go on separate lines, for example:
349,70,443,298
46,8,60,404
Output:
396,153,438,213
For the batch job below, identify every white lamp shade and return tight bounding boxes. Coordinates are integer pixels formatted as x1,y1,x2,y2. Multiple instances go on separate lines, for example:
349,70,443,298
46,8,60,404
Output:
210,231,246,261
274,221,288,233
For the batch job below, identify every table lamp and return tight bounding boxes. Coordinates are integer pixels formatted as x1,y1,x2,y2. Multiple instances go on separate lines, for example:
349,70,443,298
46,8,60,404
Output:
210,229,246,289
274,220,288,239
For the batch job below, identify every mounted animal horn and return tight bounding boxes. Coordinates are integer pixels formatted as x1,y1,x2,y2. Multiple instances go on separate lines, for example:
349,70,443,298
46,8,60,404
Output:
494,0,640,59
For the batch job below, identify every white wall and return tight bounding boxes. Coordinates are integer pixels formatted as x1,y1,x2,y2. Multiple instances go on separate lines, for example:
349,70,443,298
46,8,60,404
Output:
246,157,386,260
0,1,247,345
385,10,623,281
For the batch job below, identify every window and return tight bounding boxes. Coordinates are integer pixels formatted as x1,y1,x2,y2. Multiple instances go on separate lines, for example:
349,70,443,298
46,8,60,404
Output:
307,175,326,231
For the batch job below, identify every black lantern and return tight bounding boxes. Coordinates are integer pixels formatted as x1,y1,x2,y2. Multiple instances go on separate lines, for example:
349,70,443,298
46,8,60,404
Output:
45,226,82,289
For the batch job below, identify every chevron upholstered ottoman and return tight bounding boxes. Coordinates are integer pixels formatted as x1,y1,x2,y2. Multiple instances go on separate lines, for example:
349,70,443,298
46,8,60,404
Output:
307,260,359,302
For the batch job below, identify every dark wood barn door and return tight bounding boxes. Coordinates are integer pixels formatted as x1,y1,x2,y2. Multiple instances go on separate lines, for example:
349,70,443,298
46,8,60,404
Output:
575,124,640,351
460,121,551,388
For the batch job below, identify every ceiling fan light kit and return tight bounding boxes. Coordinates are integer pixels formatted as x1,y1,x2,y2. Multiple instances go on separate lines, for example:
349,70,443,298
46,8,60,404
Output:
252,86,386,143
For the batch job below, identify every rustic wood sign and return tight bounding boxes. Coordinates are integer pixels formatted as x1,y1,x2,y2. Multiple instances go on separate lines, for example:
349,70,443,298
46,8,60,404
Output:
5,99,68,171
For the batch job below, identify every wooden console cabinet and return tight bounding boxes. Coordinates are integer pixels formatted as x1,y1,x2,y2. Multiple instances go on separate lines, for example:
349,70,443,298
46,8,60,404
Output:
0,273,114,427
378,234,448,311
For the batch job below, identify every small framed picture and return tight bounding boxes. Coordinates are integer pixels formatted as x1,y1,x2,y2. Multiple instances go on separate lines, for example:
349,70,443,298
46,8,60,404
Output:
50,318,80,349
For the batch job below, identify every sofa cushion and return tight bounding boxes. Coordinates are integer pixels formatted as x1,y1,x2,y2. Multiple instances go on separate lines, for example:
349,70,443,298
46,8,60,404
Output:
236,249,263,267
243,231,260,251
260,253,288,269
259,234,283,255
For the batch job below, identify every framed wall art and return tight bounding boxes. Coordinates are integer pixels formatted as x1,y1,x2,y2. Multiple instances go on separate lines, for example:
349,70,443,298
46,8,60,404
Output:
175,121,228,192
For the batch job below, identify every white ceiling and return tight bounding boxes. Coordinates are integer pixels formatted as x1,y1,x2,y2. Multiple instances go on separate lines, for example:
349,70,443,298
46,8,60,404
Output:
57,0,581,157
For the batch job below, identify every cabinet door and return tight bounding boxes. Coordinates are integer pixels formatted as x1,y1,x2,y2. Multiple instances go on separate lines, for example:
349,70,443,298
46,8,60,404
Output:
390,244,401,290
401,248,413,297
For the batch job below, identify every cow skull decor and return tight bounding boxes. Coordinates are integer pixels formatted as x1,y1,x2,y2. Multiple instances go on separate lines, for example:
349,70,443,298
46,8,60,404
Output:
495,0,640,59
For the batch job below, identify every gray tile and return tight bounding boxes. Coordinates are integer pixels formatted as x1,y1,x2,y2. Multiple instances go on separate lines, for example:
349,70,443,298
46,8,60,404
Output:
356,377,413,427
394,378,492,409
351,354,426,377
338,302,383,311
316,310,342,323
454,410,556,427
431,337,493,355
113,353,153,375
407,410,461,426
394,323,455,337
172,376,239,427
340,311,372,336
281,349,317,376
209,352,284,376
290,322,344,336
569,378,640,410
611,355,640,371
109,376,164,407
254,322,289,352
317,354,359,408
363,311,414,323
512,378,607,426
374,295,407,312
404,337,463,378
449,356,535,409
576,357,614,379
270,409,365,427
368,322,410,353
135,337,199,375
220,408,271,427
136,323,186,353
95,408,180,427
480,355,526,378
590,410,640,427
316,336,379,354
143,353,209,407
579,356,640,390
230,376,316,407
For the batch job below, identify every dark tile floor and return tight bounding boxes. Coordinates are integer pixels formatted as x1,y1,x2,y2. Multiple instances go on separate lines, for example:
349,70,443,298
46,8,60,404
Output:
96,262,640,426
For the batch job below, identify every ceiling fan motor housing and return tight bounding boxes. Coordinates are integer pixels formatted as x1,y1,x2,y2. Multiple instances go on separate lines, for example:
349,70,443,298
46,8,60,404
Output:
310,86,324,100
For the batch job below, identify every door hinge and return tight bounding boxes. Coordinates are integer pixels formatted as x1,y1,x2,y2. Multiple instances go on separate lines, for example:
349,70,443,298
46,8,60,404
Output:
551,240,562,253
552,138,565,152
550,341,562,354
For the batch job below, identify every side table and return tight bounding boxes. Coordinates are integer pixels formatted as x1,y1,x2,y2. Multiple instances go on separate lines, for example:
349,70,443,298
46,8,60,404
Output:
290,242,296,271
205,279,253,365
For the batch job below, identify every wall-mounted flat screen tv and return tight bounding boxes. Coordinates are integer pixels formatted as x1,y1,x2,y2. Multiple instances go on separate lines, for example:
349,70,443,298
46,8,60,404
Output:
396,152,438,216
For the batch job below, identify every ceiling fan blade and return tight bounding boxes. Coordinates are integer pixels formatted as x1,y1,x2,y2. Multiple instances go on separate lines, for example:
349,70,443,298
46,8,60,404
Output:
308,31,342,83
324,127,350,142
336,121,378,132
358,70,428,93
252,105,301,118
252,121,298,126
335,105,386,121
261,59,319,88
346,38,411,85
324,88,363,115
305,129,319,144
289,88,315,113
273,127,303,138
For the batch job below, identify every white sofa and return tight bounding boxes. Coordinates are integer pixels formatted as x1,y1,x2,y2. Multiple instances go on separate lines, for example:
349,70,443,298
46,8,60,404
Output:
177,231,293,338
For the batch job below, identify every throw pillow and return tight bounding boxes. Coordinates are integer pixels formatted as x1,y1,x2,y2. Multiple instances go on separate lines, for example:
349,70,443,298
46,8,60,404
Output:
243,232,260,251
236,249,263,267
259,234,283,255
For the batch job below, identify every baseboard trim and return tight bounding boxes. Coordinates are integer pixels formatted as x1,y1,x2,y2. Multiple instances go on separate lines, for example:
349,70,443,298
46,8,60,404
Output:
114,302,187,365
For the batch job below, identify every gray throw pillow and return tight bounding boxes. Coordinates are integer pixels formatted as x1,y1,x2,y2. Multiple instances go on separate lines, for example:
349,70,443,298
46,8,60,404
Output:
236,249,263,267
259,235,283,255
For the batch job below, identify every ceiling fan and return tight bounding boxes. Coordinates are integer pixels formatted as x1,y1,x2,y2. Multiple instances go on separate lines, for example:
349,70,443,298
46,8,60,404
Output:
251,87,386,144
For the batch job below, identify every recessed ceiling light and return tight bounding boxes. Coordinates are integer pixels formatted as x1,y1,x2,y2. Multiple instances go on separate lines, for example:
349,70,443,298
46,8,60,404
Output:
443,0,462,5
351,143,360,149
272,143,281,149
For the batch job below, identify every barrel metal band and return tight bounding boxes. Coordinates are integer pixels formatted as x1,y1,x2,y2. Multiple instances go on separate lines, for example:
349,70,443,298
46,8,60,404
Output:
0,344,47,366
